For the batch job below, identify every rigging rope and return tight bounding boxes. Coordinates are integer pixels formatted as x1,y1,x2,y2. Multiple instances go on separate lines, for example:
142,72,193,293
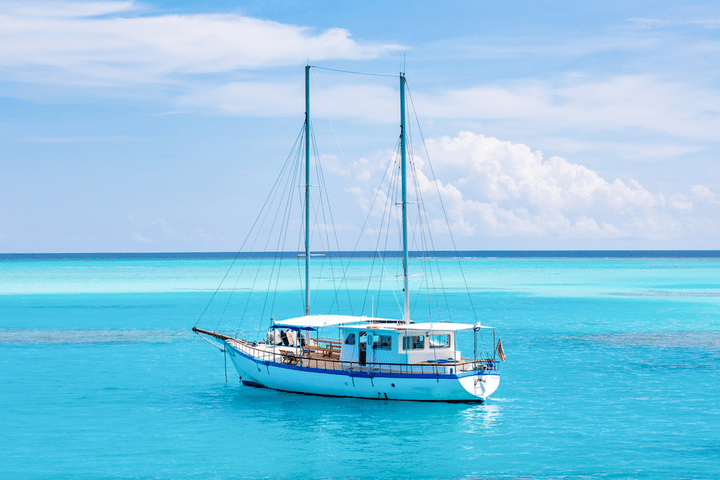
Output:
196,68,481,344
406,83,479,322
310,69,401,317
311,128,354,315
308,65,398,78
194,127,305,331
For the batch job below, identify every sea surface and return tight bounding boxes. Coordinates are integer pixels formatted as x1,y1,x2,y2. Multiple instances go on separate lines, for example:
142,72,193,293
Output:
1,254,719,479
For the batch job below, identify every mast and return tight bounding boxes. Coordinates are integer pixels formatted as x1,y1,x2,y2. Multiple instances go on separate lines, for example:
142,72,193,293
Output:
400,72,409,323
304,65,311,316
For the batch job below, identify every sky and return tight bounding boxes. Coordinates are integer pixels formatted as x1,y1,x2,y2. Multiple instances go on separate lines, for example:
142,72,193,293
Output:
2,0,720,253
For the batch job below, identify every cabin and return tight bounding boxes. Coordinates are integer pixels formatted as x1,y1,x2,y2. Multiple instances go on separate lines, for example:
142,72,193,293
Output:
261,315,493,371
338,323,460,366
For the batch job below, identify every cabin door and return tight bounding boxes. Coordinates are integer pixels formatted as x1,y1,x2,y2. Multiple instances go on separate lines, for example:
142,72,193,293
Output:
359,331,367,365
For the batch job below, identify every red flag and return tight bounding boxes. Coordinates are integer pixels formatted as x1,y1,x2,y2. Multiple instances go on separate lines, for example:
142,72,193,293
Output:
496,338,506,362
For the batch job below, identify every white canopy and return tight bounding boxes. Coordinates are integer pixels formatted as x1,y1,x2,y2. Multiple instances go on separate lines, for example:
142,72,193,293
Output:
273,314,373,329
274,315,494,332
369,321,494,332
398,322,476,332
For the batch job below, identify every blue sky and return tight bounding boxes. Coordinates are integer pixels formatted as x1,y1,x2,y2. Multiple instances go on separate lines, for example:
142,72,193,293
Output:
2,0,720,252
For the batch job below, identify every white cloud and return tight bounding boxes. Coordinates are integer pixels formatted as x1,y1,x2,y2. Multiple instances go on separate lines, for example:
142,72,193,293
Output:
438,36,659,60
2,1,718,147
415,75,720,142
158,219,176,236
690,184,719,203
192,229,213,242
691,184,714,200
345,131,711,241
0,0,403,87
178,73,720,149
542,138,704,160
179,80,398,119
4,0,136,18
668,194,693,211
129,217,177,245
629,18,720,29
132,232,154,243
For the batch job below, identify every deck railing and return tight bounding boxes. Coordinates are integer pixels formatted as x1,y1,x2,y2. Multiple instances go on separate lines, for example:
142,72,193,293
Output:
227,338,498,377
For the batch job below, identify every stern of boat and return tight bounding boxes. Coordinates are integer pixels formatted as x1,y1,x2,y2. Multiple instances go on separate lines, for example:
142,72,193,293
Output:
459,373,500,400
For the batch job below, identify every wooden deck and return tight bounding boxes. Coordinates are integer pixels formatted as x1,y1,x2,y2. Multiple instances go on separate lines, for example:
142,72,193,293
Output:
278,339,343,368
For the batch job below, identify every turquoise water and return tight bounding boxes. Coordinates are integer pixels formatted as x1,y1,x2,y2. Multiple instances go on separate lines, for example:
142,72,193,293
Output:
1,256,719,479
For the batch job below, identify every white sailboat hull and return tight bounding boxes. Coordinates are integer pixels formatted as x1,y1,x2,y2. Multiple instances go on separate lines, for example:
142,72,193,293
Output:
226,342,499,402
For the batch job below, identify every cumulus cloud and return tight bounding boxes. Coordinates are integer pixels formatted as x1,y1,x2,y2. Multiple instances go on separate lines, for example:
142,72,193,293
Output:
668,194,693,211
0,0,402,87
690,184,717,202
346,131,706,241
422,132,674,238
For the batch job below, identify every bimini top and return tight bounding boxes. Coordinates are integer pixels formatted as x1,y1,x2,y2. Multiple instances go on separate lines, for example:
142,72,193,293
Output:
273,315,493,332
272,314,379,330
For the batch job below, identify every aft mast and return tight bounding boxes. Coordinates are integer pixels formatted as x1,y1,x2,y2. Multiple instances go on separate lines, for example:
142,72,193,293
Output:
400,72,409,323
304,65,311,316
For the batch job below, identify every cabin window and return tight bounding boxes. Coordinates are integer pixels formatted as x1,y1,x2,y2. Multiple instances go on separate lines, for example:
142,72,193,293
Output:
344,333,356,345
429,334,451,349
402,335,425,350
374,335,391,350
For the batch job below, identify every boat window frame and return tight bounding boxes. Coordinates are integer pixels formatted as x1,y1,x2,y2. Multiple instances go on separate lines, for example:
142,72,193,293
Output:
402,335,425,351
344,333,356,345
429,334,451,349
374,335,392,350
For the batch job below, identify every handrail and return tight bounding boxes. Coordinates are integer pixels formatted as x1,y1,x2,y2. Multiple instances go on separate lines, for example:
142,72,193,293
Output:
222,336,498,376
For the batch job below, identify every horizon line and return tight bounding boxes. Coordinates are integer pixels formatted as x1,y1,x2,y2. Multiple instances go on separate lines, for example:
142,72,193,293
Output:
2,250,720,259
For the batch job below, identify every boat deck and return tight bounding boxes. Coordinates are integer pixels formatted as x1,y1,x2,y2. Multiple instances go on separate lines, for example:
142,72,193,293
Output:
228,338,497,376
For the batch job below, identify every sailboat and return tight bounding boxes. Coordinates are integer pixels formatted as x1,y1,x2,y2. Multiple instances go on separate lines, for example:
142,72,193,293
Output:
193,66,501,402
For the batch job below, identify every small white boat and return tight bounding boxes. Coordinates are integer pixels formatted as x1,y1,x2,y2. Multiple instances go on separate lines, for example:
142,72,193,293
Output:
194,66,502,402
